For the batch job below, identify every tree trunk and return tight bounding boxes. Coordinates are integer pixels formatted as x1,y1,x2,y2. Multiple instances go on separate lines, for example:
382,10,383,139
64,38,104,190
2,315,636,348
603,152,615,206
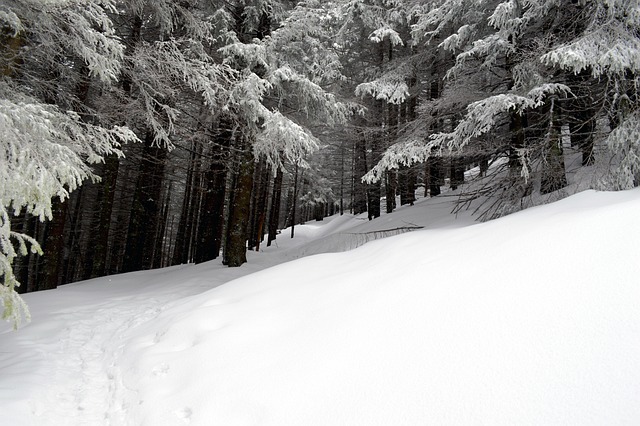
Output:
289,164,300,238
426,158,442,197
353,137,368,215
385,170,397,213
14,213,35,293
122,131,168,272
399,166,416,205
152,183,171,269
254,163,270,251
89,154,119,278
267,167,283,246
248,158,269,250
41,199,69,290
194,158,227,263
449,157,465,191
509,112,527,176
224,135,255,267
541,99,568,194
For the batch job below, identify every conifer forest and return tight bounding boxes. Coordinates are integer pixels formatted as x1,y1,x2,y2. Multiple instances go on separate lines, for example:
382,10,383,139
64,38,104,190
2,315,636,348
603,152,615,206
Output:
1,0,639,325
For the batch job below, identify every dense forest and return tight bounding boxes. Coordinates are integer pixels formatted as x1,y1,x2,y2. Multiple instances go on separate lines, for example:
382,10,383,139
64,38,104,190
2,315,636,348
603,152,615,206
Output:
1,0,639,325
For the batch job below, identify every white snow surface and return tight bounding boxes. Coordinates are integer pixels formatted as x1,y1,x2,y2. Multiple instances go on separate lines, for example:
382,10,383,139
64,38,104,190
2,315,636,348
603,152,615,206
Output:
1,189,640,425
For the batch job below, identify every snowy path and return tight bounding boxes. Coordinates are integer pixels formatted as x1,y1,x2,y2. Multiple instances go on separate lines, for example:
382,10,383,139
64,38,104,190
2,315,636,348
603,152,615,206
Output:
30,297,166,424
0,261,270,426
1,285,170,424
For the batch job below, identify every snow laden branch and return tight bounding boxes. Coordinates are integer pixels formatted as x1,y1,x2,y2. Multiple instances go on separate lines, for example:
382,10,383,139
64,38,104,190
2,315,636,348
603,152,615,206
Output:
363,83,571,183
268,2,345,86
431,83,572,152
0,91,137,218
445,34,514,79
0,87,139,327
0,206,36,328
439,24,476,52
255,111,320,171
369,27,404,46
5,0,125,83
227,70,273,130
269,66,348,125
363,139,439,184
55,1,124,83
540,0,640,77
541,26,640,77
219,41,269,76
129,39,234,148
355,77,409,105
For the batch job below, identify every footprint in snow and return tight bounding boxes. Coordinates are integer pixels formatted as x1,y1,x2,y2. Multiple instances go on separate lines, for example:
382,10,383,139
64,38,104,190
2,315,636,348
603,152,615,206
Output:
174,407,192,423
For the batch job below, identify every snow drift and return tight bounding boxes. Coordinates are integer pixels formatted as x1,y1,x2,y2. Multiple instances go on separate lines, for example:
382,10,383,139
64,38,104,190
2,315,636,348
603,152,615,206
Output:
1,189,640,425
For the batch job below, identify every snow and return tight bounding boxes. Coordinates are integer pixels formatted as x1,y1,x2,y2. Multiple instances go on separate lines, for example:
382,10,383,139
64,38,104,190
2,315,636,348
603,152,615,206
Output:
2,188,640,425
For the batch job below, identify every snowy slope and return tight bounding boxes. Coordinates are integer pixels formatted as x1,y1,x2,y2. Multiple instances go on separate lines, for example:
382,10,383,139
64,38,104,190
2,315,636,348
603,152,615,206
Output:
1,189,640,425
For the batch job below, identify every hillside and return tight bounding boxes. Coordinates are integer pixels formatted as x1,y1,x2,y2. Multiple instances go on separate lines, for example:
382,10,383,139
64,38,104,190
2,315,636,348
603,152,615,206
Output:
1,188,640,425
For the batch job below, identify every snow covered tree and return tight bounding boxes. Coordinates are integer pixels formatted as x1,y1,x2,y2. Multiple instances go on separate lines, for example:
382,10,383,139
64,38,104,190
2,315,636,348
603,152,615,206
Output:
216,0,348,266
0,0,140,325
365,0,640,217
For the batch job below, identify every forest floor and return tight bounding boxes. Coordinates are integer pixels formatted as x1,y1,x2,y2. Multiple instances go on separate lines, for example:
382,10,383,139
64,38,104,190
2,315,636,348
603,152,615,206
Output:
1,185,640,425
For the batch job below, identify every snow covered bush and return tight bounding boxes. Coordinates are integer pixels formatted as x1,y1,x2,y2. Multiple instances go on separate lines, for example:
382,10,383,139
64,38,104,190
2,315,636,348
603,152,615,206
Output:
599,110,640,190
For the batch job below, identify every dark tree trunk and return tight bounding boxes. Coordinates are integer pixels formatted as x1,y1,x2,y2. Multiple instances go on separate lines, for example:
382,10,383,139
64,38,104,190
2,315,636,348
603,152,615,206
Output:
194,159,227,263
385,101,399,213
122,131,168,272
289,164,300,238
267,167,283,246
367,180,381,220
284,186,294,228
314,203,324,221
152,184,171,269
426,158,442,197
253,163,270,251
184,146,203,263
248,158,269,250
399,166,416,206
541,100,568,194
62,187,85,283
41,199,69,290
449,157,465,191
509,112,527,176
224,136,255,267
172,143,198,265
353,137,368,215
89,154,119,278
14,213,35,294
566,69,597,166
366,101,383,221
479,157,489,177
385,170,397,213
107,162,134,275
339,142,346,215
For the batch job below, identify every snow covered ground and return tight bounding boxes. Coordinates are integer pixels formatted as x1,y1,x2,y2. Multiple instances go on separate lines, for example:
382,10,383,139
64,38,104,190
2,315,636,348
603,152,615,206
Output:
1,188,640,425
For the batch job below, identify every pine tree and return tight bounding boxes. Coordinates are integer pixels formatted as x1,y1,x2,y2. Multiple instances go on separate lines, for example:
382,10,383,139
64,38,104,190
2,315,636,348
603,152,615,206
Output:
0,1,139,325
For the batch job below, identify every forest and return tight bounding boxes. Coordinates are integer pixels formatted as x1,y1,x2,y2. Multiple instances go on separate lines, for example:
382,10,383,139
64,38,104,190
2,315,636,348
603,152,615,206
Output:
1,0,639,326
